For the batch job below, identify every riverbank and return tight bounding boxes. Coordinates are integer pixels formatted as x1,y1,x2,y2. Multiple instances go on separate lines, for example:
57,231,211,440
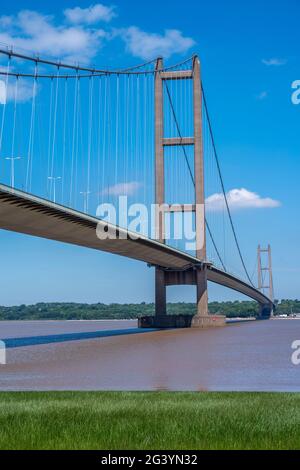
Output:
0,392,299,449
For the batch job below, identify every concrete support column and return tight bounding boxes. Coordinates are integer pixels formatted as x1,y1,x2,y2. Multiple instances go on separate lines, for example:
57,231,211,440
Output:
154,57,166,318
193,56,206,261
258,303,273,318
193,56,208,320
196,267,208,317
155,57,164,243
155,267,166,316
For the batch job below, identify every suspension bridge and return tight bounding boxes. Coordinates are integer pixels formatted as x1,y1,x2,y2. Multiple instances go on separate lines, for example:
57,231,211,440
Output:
0,47,274,327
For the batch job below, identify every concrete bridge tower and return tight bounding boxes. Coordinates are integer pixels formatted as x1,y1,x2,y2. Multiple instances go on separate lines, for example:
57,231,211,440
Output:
257,244,274,317
140,56,225,328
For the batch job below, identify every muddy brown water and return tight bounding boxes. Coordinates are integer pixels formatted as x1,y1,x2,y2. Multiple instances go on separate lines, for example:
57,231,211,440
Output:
0,319,299,391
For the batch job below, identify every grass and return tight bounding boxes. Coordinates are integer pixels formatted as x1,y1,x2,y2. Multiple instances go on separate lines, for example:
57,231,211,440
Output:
0,392,299,450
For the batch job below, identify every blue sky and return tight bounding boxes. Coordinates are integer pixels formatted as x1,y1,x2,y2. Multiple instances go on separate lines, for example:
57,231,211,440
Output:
0,0,299,305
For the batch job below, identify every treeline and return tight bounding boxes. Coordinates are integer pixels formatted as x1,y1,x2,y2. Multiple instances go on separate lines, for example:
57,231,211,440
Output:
274,299,300,315
0,300,297,321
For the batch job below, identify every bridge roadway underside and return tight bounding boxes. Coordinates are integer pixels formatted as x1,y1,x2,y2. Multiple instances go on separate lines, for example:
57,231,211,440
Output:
0,184,273,319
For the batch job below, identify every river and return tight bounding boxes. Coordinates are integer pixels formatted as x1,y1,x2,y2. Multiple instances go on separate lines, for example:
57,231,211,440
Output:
0,319,299,391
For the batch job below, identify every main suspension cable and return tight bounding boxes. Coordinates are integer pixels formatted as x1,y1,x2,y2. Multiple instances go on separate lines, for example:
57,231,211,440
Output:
0,47,195,76
201,85,254,286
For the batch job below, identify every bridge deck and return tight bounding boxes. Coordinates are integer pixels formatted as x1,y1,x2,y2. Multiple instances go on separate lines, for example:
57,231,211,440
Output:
0,184,271,306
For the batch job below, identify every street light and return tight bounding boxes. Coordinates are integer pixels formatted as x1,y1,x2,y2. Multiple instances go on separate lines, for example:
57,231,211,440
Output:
5,156,21,188
48,176,61,203
80,191,91,214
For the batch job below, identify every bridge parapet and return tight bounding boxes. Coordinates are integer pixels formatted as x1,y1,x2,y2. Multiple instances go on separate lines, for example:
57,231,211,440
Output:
140,264,226,329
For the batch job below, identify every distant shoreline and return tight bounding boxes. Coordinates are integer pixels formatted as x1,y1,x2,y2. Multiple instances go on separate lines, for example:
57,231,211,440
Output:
0,317,257,324
0,300,298,321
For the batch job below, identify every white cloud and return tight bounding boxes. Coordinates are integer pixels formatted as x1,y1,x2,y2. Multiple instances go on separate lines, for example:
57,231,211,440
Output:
101,181,142,196
0,16,13,28
206,188,281,212
0,9,108,64
0,78,39,104
0,80,6,104
9,79,38,103
262,58,287,66
0,8,195,65
120,27,195,60
64,4,116,25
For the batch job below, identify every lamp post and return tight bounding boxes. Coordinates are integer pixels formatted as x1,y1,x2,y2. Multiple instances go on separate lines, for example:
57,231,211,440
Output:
5,156,21,188
48,176,61,203
80,191,91,214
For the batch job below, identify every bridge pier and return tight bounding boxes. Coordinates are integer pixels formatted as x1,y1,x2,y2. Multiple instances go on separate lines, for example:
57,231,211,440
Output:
258,303,273,319
139,265,225,328
191,266,225,327
155,267,166,316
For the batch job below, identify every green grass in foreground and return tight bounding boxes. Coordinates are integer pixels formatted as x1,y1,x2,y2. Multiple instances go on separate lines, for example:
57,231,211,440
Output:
0,392,299,450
